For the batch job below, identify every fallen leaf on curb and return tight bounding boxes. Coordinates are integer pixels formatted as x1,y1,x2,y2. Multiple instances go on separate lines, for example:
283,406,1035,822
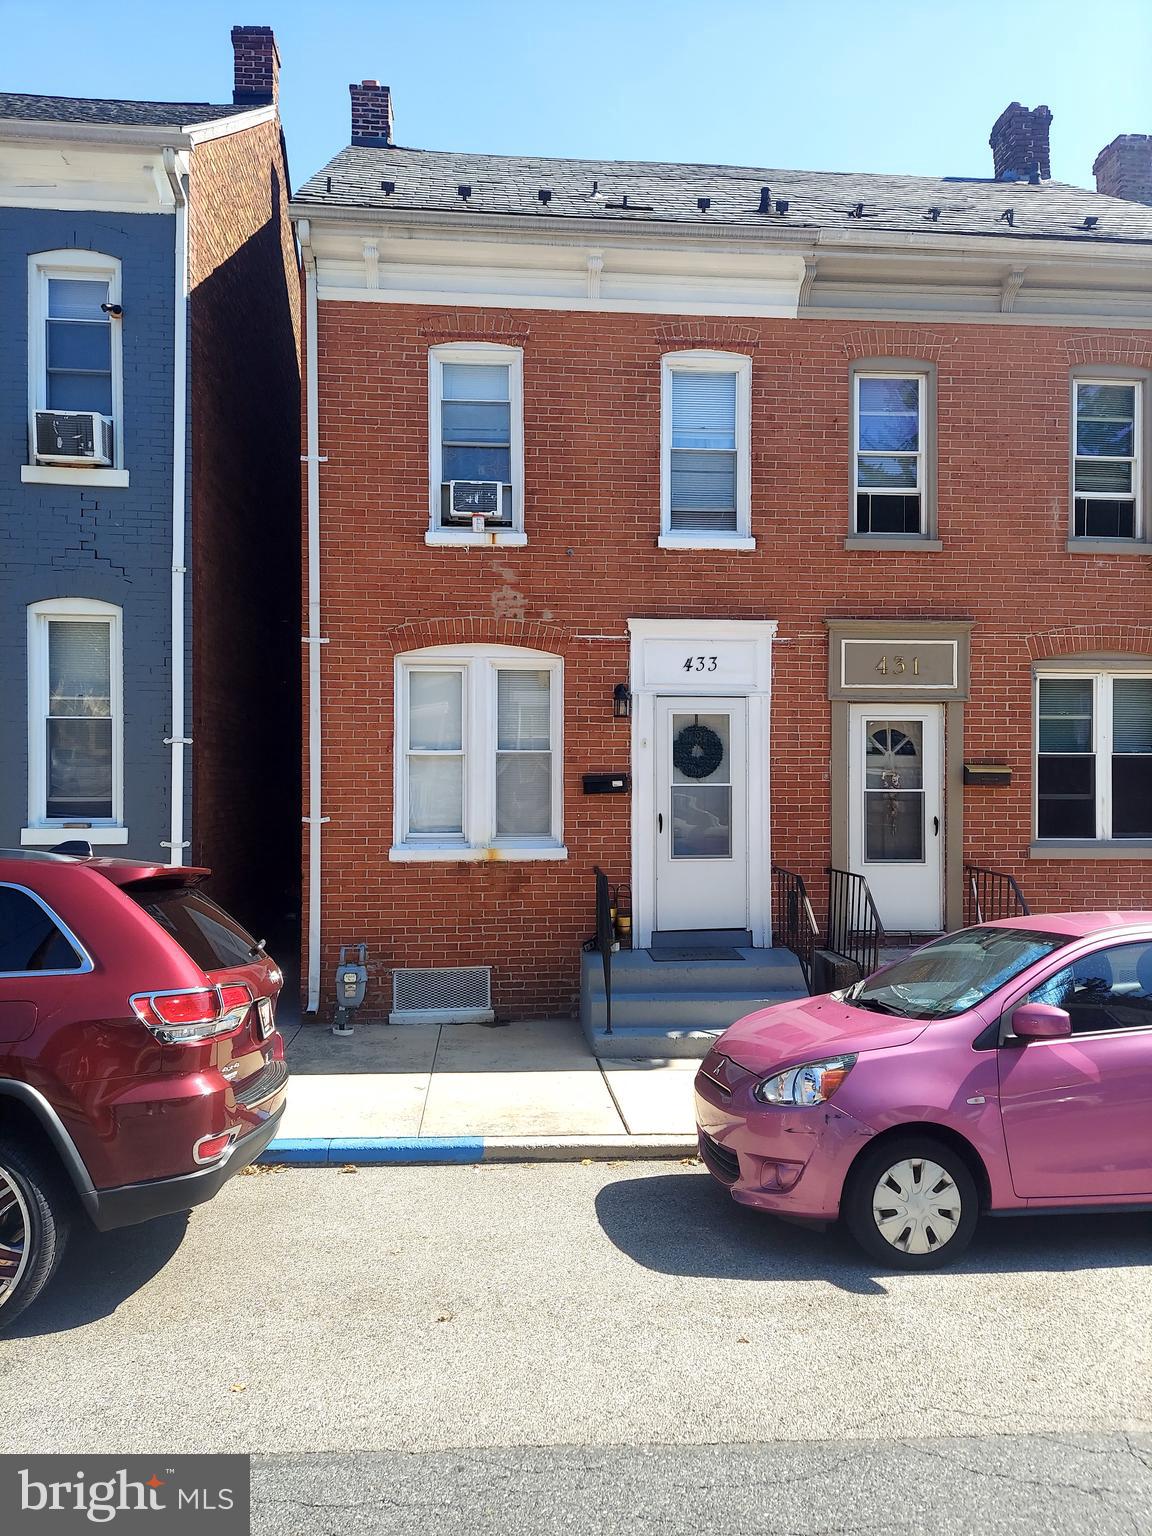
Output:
436,1312,454,1324
736,1337,749,1345
339,1164,358,1174
230,1383,247,1393
580,1158,593,1166
680,1157,701,1166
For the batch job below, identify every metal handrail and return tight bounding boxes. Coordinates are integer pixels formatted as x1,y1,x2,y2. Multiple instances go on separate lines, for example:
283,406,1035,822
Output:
585,866,617,1034
825,867,885,979
771,865,819,992
964,865,1031,926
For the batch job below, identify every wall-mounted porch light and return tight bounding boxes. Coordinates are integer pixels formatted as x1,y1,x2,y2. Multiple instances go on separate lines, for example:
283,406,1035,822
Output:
613,684,632,720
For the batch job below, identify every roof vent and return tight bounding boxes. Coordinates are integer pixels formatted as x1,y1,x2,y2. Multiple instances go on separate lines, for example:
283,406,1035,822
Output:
757,185,772,213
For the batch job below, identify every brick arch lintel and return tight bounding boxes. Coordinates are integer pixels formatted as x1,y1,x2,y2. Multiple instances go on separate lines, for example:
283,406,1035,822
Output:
653,320,760,351
1025,624,1152,661
385,616,572,656
417,312,531,345
1063,333,1152,369
839,328,954,361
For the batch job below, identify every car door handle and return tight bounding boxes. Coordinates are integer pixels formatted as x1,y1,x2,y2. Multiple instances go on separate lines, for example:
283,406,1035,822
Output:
933,816,940,836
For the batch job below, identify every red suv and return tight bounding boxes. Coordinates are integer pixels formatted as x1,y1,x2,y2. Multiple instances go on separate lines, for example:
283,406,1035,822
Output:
0,847,287,1327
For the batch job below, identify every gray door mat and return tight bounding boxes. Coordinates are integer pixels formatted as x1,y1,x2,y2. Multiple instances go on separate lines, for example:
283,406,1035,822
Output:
646,947,745,962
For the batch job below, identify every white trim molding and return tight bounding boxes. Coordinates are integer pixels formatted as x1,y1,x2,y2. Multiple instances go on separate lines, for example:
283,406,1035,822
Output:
20,465,129,488
427,342,525,545
627,618,777,948
391,643,564,861
26,597,125,837
659,350,753,548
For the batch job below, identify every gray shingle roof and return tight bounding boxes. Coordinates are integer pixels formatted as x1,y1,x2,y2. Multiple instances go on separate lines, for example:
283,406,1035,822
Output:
0,92,253,129
295,144,1152,244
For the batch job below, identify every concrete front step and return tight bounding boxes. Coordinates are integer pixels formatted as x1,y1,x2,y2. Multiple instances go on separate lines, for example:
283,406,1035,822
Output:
580,945,809,1058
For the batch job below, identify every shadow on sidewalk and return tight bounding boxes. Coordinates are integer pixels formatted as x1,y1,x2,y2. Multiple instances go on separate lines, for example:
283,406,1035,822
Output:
596,1170,1152,1296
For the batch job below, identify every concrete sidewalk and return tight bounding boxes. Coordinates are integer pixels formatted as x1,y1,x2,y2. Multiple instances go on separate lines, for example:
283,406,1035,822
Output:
266,1017,699,1165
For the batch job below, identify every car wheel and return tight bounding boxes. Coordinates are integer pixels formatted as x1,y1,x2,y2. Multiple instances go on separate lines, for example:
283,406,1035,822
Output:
844,1137,978,1270
0,1138,70,1331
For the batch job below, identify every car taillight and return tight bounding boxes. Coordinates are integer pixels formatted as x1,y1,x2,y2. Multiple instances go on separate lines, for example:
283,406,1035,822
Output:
130,984,253,1045
193,1129,237,1165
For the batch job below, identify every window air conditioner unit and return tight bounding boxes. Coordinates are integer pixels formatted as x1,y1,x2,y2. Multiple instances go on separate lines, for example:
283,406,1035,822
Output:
35,411,114,467
444,480,504,521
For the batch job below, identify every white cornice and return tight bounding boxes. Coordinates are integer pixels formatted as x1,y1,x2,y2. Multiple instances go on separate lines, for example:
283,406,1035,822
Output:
0,105,275,153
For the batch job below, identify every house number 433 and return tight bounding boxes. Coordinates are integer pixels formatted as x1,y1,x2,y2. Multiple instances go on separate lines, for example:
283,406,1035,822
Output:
875,654,920,675
683,655,718,672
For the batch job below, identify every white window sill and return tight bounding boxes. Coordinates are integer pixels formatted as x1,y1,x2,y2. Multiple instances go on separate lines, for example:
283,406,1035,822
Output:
425,530,528,548
1066,538,1152,555
657,533,756,552
1030,840,1152,860
844,536,942,551
389,843,568,863
21,826,129,846
22,465,129,488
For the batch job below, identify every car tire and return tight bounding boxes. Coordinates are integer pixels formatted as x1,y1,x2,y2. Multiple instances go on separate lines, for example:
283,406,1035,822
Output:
844,1136,979,1270
0,1137,71,1331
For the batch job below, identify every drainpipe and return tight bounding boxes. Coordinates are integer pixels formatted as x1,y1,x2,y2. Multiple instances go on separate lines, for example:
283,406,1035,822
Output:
298,218,326,1012
162,147,190,868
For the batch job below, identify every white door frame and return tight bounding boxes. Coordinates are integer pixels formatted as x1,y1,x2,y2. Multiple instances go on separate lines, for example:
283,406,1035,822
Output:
628,618,777,949
848,702,944,931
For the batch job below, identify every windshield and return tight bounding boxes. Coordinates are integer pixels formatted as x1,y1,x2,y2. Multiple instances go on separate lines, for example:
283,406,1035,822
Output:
844,927,1069,1020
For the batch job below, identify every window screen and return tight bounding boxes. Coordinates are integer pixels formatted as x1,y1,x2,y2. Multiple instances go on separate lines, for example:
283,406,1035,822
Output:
669,370,738,531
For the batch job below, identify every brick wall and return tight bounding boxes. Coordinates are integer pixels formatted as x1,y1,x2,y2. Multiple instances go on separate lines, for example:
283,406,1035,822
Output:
307,303,1152,1018
189,118,301,940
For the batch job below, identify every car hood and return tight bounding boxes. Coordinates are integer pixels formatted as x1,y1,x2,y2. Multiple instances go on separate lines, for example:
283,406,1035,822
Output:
718,993,930,1073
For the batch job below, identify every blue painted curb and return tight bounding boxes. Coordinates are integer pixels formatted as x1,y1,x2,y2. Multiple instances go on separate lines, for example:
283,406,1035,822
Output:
259,1136,485,1167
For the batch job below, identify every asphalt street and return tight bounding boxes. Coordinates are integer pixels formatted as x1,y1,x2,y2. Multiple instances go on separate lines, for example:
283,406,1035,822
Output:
2,1162,1150,1534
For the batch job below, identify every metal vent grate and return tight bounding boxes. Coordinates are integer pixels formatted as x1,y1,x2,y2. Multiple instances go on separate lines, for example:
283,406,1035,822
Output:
390,966,494,1024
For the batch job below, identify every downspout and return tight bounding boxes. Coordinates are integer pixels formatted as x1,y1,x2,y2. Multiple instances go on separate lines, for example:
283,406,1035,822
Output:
298,218,326,1012
162,147,190,868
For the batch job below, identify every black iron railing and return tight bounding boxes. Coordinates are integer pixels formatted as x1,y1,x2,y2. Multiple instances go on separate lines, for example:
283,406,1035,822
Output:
772,865,819,992
964,865,1031,926
825,867,885,979
584,866,617,1034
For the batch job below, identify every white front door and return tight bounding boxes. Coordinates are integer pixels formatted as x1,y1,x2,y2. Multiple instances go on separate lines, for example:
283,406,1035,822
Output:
848,705,943,931
654,696,749,933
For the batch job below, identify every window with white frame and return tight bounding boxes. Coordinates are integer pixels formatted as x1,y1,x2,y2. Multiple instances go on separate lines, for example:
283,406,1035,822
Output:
28,599,123,830
428,345,524,536
1036,671,1152,841
660,352,751,540
1072,379,1142,539
29,251,123,464
853,371,926,535
394,646,563,857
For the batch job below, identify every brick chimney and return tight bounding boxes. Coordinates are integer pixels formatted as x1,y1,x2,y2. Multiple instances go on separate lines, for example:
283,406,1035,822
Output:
350,80,393,147
231,24,280,106
1093,134,1152,205
989,102,1052,181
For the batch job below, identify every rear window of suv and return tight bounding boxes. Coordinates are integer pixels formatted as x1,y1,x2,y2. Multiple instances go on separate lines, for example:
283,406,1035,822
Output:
126,884,260,972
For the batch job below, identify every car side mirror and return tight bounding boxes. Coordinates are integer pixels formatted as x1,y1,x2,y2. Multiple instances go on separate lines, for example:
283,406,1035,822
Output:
1011,1002,1072,1041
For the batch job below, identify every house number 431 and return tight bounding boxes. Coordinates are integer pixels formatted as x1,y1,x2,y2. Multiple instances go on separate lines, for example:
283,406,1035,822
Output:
875,654,920,676
683,655,718,672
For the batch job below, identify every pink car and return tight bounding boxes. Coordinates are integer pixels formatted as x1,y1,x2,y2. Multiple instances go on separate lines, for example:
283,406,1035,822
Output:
695,913,1152,1268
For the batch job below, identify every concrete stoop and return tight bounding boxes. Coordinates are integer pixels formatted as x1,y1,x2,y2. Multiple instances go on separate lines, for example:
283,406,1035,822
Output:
580,945,809,1058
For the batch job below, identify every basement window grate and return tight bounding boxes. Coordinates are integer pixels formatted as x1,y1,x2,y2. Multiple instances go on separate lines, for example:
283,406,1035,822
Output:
390,966,494,1024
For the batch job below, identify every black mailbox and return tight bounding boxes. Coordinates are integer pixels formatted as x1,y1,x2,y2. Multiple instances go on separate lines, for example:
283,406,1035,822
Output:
583,773,630,795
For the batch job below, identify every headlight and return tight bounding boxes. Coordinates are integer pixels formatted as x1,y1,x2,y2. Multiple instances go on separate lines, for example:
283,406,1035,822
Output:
753,1055,856,1106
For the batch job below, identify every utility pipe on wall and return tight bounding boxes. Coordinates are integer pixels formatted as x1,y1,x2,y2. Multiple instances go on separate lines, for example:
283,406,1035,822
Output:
162,147,190,868
298,218,325,1012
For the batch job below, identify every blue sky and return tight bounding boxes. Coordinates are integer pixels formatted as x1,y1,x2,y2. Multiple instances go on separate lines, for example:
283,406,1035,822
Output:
5,0,1149,190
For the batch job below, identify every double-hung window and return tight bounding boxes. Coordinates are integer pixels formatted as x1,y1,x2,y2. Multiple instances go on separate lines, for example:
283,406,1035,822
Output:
393,646,564,859
1036,671,1152,842
659,352,752,548
27,250,123,474
1072,379,1143,540
428,344,524,545
853,371,927,535
26,598,124,840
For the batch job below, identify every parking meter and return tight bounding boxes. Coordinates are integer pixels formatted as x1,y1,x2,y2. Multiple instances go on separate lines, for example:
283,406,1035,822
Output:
332,944,368,1036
